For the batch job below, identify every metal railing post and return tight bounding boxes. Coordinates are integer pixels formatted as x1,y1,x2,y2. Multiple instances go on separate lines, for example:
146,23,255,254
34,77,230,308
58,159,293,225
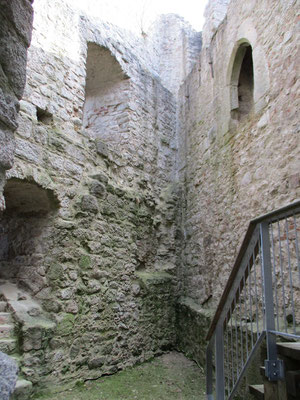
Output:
215,322,225,399
260,221,284,381
206,338,214,400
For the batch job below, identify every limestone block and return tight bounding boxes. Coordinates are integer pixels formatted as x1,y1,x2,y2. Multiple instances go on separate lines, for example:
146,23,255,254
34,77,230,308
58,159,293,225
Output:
14,137,40,164
0,19,28,99
80,195,99,214
0,89,19,130
0,123,15,169
0,351,19,400
0,0,34,47
89,181,106,197
95,139,109,158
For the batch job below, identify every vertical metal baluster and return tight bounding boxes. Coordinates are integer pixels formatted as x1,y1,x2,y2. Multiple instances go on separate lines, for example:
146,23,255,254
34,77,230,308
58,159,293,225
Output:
223,322,227,398
261,221,284,381
230,306,235,387
239,283,244,370
270,223,280,331
215,322,225,400
253,250,260,339
248,262,254,349
243,275,249,358
285,217,296,335
226,317,230,397
293,214,300,281
234,296,239,377
206,338,214,400
259,238,266,331
278,220,287,332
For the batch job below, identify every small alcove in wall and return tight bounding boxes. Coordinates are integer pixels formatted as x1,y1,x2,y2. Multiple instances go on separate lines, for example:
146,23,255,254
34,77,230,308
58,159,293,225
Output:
82,43,130,145
0,178,59,293
230,43,254,121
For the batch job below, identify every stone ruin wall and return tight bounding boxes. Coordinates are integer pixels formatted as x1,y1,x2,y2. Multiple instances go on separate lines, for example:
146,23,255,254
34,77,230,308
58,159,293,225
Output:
0,0,34,210
176,0,299,360
0,0,299,392
0,0,187,390
148,14,202,96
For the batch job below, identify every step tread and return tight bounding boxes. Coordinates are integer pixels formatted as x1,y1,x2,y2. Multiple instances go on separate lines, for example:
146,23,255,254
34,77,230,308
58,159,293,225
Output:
249,384,264,400
0,324,14,338
0,323,14,330
277,342,300,361
0,312,12,323
0,337,17,343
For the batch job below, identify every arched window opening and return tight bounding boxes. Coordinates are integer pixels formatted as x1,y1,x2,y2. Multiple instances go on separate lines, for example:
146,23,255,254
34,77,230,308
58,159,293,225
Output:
230,44,254,121
82,43,130,146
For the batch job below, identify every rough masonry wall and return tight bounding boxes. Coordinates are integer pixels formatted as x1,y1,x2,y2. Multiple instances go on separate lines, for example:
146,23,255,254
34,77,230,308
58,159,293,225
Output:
0,0,34,210
149,14,202,96
178,0,299,312
2,0,179,391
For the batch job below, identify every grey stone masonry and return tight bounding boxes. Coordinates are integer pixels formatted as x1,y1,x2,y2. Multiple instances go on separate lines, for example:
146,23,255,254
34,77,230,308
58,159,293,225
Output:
0,0,34,210
0,351,19,400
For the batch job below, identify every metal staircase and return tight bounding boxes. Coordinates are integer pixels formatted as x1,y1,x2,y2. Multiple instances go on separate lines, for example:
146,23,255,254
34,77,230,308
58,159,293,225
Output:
206,200,300,399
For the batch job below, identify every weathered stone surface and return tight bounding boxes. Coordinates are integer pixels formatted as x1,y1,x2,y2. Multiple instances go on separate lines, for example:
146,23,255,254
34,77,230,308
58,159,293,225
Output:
0,351,19,400
0,123,15,169
0,0,34,47
176,297,214,366
0,0,33,210
88,357,106,369
80,195,99,213
0,0,298,395
89,181,106,198
176,0,299,362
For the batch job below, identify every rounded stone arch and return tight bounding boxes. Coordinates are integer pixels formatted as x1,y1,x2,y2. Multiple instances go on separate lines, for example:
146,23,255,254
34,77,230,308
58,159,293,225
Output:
225,23,270,126
0,178,59,290
228,39,254,120
82,42,131,146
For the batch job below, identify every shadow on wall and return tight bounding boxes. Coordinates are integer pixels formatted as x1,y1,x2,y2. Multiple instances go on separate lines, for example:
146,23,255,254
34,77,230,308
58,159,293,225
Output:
0,178,59,293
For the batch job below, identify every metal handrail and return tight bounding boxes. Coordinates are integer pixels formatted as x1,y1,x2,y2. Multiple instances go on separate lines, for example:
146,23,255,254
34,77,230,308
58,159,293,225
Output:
206,200,300,399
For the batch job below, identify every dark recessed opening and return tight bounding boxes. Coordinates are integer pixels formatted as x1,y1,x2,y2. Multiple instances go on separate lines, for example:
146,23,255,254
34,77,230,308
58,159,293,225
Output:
0,178,59,291
237,46,254,116
230,44,254,121
3,178,59,216
82,43,130,144
36,107,53,125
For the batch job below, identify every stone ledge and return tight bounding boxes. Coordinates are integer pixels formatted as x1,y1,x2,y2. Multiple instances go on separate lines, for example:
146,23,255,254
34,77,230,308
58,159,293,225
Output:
135,271,174,286
176,296,214,366
177,296,214,318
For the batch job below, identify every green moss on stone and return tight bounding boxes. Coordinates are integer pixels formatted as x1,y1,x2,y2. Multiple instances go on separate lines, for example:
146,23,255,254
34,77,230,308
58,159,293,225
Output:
56,313,75,336
79,255,91,270
48,263,64,281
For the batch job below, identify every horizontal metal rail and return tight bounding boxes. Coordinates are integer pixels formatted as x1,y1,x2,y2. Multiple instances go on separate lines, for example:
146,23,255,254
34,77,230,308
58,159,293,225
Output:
206,200,300,400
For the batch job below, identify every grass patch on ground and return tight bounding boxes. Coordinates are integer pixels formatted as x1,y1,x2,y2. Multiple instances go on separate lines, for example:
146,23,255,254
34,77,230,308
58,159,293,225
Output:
33,352,206,400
